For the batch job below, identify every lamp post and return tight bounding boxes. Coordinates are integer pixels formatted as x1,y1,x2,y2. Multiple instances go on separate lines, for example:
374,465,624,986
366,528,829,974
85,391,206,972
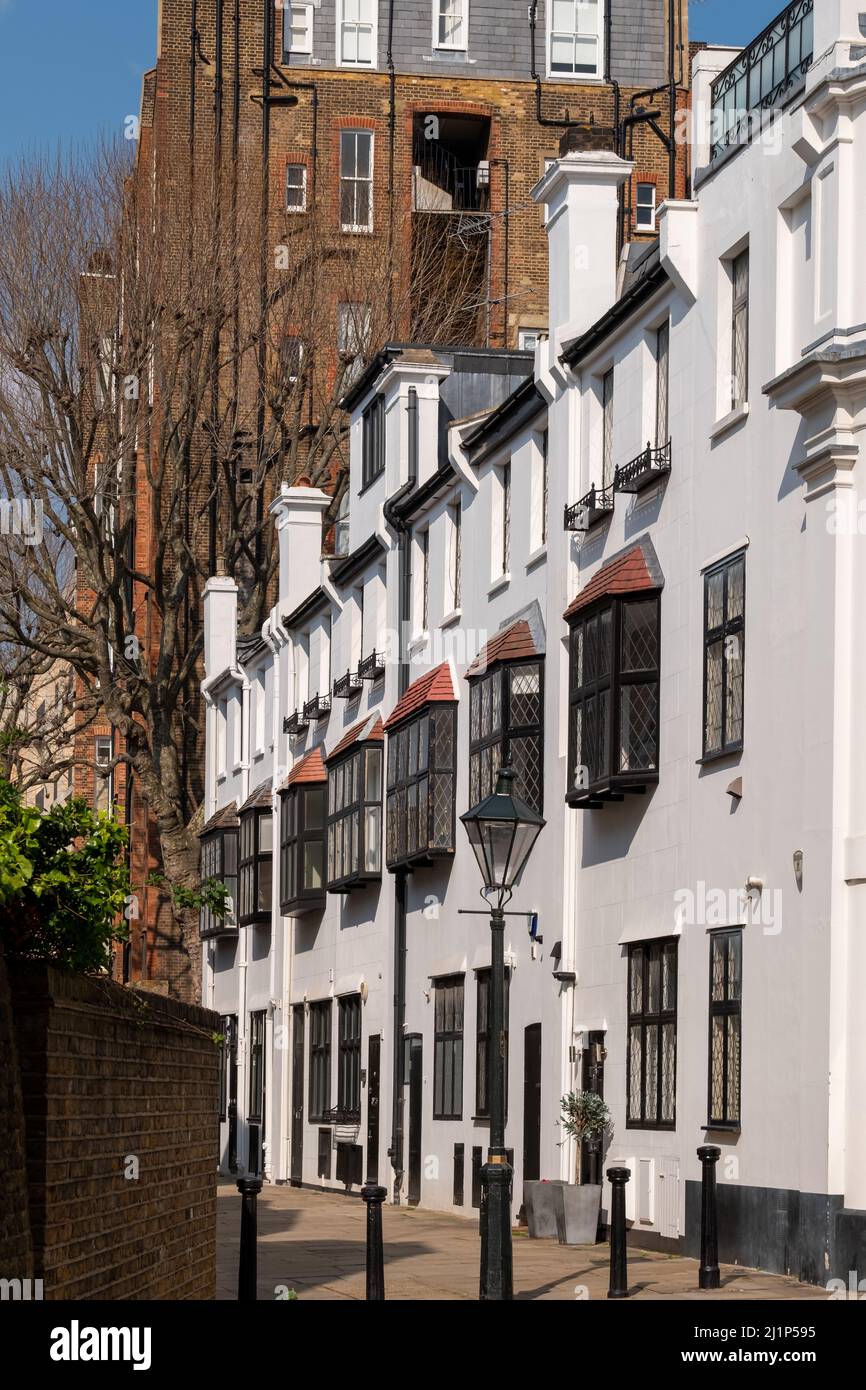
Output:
461,766,545,1301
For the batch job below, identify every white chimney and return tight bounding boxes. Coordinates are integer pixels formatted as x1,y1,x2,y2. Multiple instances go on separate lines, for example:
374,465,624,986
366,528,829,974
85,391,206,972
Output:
270,480,331,614
533,151,633,352
203,575,238,679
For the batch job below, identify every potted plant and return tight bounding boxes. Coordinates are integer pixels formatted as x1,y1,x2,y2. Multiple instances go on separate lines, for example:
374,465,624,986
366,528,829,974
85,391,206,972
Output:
556,1090,611,1245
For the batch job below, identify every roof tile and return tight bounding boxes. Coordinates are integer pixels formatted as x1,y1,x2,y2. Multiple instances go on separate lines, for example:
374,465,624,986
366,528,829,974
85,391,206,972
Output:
564,537,664,620
384,662,456,730
465,620,540,678
283,746,327,789
200,801,239,837
326,715,384,763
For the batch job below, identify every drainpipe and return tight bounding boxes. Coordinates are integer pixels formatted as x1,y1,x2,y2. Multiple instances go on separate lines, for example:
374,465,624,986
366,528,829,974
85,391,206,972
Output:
255,0,274,571
528,1,576,128
382,386,419,1203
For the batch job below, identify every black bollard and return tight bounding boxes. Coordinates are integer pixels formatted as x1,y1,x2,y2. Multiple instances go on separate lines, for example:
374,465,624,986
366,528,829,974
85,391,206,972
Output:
361,1183,387,1300
606,1167,631,1299
237,1176,262,1301
697,1145,721,1290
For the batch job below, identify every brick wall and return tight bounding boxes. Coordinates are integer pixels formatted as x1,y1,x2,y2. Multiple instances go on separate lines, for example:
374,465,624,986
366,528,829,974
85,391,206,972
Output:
0,945,34,1283
6,961,220,1300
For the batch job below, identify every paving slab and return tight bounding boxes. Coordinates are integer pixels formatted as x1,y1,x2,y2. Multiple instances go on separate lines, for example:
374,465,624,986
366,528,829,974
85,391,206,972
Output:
216,1181,827,1302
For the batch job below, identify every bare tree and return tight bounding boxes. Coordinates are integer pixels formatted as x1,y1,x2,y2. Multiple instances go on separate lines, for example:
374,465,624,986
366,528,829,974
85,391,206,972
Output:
0,143,484,996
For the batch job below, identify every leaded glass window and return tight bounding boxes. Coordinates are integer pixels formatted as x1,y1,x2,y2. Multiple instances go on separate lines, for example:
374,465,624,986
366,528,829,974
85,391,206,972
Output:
386,705,456,868
655,320,669,447
337,994,362,1120
708,929,742,1128
626,940,677,1129
567,595,659,803
469,660,543,812
703,552,745,757
309,1000,331,1123
731,249,749,409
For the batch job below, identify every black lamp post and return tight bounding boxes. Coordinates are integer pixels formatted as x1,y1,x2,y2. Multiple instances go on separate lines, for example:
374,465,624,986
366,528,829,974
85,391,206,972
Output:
461,766,545,1301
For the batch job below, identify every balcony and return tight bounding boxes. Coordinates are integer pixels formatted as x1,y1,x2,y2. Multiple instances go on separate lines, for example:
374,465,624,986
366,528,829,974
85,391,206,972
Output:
564,485,614,533
303,693,331,722
358,649,386,681
283,709,310,736
333,668,363,700
614,441,672,495
710,0,813,161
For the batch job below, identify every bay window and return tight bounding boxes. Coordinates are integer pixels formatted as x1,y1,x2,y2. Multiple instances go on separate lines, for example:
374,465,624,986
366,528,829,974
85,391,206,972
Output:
326,741,383,891
238,802,273,925
469,661,543,813
386,705,457,869
199,820,239,939
280,782,326,915
567,593,660,807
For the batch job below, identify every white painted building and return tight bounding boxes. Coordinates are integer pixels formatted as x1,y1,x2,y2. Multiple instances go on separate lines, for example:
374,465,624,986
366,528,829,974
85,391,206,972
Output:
201,0,866,1283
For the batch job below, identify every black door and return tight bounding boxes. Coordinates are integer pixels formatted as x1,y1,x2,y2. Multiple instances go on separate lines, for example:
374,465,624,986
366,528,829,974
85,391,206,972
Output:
366,1034,381,1184
580,1031,606,1185
290,1005,305,1186
522,1022,542,1183
226,1016,238,1174
406,1034,423,1206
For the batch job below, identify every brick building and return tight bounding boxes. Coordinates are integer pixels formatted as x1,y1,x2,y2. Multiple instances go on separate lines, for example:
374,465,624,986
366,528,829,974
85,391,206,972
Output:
113,0,691,1000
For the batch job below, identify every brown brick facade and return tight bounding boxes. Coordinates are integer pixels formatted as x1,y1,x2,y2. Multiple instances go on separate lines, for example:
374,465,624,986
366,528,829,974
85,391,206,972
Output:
5,960,219,1300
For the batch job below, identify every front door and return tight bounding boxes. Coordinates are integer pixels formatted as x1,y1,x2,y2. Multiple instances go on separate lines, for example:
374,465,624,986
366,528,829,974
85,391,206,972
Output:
366,1034,381,1184
290,1005,305,1186
406,1035,423,1206
522,1022,542,1182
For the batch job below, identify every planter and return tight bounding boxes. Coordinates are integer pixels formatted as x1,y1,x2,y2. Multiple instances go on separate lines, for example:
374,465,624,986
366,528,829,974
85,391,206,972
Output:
523,1180,567,1239
555,1183,602,1246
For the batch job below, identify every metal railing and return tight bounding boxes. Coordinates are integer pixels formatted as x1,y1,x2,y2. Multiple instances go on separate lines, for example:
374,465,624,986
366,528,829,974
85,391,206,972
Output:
358,649,386,681
303,693,331,721
614,440,672,494
710,0,813,159
564,484,615,533
333,668,363,700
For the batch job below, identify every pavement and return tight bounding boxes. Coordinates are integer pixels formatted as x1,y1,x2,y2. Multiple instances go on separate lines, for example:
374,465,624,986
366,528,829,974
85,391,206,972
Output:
216,1180,828,1301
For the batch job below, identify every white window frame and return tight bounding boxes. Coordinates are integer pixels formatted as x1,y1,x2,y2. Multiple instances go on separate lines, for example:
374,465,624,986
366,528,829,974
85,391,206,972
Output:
338,300,372,385
337,0,377,68
547,0,604,81
433,0,468,51
285,3,314,56
339,130,374,233
285,162,307,213
518,327,543,351
635,182,657,232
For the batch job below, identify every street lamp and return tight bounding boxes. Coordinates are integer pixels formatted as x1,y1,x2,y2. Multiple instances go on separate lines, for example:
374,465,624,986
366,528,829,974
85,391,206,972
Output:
460,766,545,1300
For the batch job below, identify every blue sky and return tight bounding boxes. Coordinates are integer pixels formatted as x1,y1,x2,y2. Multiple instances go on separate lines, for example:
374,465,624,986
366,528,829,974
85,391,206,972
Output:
0,0,786,167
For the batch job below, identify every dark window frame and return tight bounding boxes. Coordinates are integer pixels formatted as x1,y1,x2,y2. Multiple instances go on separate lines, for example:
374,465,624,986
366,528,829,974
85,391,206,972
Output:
701,552,745,759
707,928,742,1130
337,994,362,1122
731,248,749,409
385,704,457,870
626,939,678,1131
326,742,383,892
361,393,385,490
474,967,510,1121
469,658,544,813
238,807,273,925
566,592,661,806
248,1010,266,1122
308,1000,332,1123
200,826,239,938
433,975,464,1121
280,782,326,915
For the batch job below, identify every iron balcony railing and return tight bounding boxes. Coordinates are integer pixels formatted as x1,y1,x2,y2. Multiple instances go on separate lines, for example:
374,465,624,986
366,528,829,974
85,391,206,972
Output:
358,649,386,681
333,668,363,700
710,0,813,160
614,440,672,495
303,693,331,721
564,484,615,533
283,708,310,736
